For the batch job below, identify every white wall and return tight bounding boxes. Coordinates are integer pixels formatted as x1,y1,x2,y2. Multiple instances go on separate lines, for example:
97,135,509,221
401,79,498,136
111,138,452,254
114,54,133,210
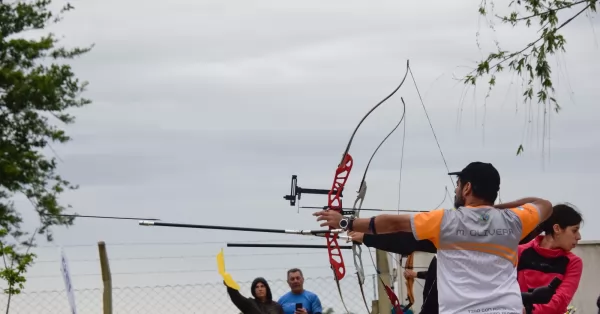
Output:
570,241,600,314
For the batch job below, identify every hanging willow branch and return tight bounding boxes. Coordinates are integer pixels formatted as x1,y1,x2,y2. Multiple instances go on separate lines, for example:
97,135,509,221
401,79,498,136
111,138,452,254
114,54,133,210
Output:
464,0,598,155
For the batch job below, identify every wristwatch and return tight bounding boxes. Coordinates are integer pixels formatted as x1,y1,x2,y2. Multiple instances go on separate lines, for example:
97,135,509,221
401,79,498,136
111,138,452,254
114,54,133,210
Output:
339,217,353,231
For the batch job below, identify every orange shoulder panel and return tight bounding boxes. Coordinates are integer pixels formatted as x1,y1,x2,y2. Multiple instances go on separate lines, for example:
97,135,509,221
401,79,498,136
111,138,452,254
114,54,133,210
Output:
509,204,540,240
412,209,444,247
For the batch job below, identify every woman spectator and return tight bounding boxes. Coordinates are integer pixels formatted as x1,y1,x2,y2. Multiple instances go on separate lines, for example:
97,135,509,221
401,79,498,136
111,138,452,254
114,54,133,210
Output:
225,277,283,314
517,203,584,314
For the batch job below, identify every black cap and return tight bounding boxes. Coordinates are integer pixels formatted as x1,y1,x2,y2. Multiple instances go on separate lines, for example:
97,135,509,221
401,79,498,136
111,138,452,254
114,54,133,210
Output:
448,162,500,195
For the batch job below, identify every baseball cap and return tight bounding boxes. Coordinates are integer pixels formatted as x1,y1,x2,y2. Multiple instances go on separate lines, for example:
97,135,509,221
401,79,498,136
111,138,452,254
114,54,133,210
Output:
448,162,500,195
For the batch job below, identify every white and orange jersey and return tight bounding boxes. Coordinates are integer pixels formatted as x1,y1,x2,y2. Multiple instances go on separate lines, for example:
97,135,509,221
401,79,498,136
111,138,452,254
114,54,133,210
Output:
410,204,540,314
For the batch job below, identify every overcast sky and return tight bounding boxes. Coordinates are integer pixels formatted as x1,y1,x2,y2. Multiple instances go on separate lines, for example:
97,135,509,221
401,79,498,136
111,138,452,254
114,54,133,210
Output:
3,0,599,313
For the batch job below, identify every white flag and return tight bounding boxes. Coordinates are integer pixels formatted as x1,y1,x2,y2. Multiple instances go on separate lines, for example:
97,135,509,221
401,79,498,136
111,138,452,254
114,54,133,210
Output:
60,247,77,314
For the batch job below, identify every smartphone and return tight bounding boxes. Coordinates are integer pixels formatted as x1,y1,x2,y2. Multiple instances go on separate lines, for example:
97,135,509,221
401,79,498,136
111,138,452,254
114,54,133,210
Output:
295,303,303,310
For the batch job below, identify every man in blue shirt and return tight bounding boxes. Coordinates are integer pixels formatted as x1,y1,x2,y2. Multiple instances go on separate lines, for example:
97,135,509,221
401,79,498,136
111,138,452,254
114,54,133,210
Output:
277,268,323,314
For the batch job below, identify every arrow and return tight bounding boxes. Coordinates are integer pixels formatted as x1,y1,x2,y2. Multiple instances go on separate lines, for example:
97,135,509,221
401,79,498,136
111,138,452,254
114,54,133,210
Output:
227,243,353,249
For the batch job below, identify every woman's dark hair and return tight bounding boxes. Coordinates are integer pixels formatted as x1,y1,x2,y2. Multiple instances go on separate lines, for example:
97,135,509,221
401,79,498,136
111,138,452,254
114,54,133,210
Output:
540,203,583,235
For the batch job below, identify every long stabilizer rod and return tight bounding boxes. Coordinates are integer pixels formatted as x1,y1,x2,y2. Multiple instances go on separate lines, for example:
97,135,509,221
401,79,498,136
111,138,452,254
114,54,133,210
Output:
139,221,344,235
58,214,161,221
227,243,353,249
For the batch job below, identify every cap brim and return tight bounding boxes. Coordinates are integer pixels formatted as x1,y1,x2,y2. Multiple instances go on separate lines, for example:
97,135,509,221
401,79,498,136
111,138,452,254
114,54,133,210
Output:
448,171,462,176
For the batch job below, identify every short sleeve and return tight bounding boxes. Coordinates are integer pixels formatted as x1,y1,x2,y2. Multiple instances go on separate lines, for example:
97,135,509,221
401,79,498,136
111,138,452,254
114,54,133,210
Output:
509,203,541,240
409,209,444,247
310,293,322,312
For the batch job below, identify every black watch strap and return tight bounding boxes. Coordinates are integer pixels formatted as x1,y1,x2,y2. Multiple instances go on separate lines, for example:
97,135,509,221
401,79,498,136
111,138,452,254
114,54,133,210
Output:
369,216,377,234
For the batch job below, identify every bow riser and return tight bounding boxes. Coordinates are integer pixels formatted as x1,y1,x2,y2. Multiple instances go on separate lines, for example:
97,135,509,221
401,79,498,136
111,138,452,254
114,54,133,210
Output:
325,153,353,280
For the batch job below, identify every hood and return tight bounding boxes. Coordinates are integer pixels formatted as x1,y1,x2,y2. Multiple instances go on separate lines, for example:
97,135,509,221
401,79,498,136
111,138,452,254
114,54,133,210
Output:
250,277,273,302
530,235,570,258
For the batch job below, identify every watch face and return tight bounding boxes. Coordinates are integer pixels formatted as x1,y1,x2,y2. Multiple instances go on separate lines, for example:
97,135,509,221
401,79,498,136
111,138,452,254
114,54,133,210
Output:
340,219,348,228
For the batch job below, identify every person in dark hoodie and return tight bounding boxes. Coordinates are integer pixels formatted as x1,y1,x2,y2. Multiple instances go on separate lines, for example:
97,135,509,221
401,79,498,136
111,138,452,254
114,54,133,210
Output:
225,277,283,314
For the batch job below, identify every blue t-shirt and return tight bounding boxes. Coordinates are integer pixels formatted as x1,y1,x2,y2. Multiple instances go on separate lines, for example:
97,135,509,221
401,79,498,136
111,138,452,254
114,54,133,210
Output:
277,290,322,314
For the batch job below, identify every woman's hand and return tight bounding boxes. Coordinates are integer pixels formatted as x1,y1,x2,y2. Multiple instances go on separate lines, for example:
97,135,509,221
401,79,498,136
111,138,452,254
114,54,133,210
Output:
403,270,417,279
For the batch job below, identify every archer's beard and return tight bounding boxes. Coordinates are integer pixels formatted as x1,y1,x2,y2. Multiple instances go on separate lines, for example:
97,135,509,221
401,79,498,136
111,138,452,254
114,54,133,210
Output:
454,195,465,208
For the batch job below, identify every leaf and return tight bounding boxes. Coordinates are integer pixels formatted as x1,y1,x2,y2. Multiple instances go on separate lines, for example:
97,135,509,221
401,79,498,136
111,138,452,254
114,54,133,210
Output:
0,0,93,300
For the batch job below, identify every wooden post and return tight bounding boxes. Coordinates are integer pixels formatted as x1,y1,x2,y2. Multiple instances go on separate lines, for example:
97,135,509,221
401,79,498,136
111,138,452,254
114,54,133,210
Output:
98,241,113,314
370,300,380,314
376,249,392,314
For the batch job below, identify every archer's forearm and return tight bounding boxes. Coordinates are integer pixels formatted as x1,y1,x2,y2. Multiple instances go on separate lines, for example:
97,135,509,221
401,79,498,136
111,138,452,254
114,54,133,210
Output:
495,197,543,209
351,214,412,234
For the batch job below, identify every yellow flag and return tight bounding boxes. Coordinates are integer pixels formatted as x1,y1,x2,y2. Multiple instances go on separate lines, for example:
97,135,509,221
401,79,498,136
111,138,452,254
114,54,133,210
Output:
217,248,240,290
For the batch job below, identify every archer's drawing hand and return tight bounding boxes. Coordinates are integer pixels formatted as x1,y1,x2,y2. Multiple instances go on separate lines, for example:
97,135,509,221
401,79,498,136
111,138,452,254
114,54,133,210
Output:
313,210,343,228
403,270,417,279
347,231,364,243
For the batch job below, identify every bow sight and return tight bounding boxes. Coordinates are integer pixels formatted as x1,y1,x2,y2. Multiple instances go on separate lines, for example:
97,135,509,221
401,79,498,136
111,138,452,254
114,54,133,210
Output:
283,175,344,207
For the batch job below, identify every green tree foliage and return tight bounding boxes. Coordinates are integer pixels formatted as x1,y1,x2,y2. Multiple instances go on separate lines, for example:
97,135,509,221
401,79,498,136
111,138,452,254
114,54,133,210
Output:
464,0,597,155
0,0,92,308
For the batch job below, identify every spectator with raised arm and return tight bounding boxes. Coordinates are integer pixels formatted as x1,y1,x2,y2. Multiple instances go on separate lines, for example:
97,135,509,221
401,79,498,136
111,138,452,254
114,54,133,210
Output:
225,277,283,314
278,268,322,314
517,203,584,314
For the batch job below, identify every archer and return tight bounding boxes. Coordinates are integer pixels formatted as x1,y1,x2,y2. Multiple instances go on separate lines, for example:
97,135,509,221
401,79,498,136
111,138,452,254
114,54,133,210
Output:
314,161,554,314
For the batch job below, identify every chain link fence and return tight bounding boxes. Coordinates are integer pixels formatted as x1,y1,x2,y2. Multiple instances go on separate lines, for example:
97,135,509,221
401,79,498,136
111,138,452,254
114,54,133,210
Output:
0,274,391,313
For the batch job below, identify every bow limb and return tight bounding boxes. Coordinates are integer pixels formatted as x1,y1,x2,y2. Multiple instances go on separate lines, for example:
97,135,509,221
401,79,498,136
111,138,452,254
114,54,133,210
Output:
349,90,407,314
351,183,370,313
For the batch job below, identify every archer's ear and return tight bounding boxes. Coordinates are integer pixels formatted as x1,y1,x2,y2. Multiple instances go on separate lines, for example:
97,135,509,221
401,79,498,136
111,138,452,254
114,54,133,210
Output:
552,223,561,234
462,182,472,195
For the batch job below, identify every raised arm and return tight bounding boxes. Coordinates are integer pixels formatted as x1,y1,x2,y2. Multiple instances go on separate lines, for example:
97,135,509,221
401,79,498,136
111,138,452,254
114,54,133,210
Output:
496,197,553,239
225,285,256,313
351,214,413,234
314,209,444,247
495,197,553,222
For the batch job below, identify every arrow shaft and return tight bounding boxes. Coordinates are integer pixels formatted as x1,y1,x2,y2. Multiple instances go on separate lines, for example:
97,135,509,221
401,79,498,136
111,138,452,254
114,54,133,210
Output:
227,243,353,249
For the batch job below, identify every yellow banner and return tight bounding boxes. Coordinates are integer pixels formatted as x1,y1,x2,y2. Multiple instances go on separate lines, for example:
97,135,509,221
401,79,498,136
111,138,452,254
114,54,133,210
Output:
217,248,240,290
